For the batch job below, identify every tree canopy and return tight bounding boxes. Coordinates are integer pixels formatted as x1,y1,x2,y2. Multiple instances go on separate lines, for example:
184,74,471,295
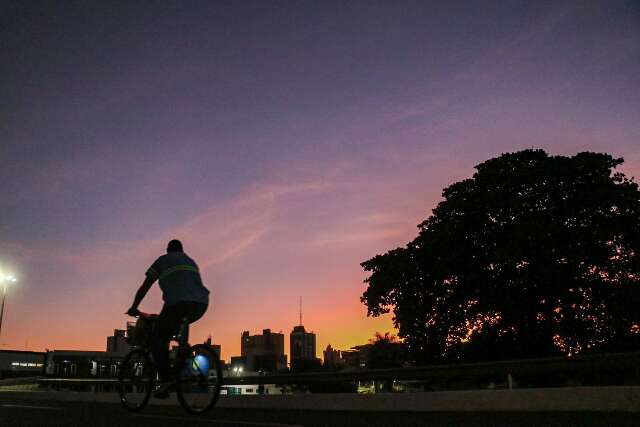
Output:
366,332,407,369
361,150,640,364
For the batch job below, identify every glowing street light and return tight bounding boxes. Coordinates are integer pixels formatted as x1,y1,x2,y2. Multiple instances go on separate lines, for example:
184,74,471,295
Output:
0,271,18,339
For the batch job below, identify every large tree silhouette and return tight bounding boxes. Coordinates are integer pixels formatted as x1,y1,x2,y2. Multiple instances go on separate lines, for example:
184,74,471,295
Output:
362,150,640,364
366,332,407,369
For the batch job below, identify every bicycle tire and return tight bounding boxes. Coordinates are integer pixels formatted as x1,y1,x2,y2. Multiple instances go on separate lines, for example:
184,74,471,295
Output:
118,348,155,412
176,344,223,415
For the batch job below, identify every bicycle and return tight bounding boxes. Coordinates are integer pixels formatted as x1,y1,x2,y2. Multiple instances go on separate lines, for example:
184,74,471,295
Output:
118,312,223,415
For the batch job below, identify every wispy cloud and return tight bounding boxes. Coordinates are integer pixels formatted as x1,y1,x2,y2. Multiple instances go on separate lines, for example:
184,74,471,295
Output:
310,212,409,247
50,180,332,274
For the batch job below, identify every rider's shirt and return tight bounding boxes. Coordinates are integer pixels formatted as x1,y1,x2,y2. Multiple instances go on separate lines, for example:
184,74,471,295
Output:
146,252,209,307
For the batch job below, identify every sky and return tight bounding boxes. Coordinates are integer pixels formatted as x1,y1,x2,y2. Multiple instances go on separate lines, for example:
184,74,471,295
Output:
0,1,639,361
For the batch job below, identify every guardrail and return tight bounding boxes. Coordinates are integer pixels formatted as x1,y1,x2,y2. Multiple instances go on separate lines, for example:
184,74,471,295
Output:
0,376,40,387
228,351,640,386
31,351,640,393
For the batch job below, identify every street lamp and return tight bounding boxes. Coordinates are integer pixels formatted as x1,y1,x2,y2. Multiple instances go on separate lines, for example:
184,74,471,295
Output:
0,271,17,339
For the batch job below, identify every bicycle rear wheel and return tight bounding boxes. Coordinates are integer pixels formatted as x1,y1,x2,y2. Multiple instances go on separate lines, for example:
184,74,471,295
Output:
176,344,223,415
118,349,155,412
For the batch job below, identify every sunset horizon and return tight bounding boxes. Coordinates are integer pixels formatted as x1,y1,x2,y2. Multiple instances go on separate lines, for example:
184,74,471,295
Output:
1,1,639,364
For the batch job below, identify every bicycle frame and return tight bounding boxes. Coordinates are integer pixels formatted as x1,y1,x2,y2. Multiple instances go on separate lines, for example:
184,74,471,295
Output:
120,311,222,414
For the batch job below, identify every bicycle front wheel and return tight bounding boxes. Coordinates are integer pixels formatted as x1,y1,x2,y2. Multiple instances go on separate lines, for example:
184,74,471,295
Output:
118,349,155,412
176,344,223,415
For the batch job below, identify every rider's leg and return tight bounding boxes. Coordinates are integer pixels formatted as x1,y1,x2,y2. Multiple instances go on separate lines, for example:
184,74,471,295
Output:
170,302,207,346
151,302,207,381
151,305,181,381
183,301,208,325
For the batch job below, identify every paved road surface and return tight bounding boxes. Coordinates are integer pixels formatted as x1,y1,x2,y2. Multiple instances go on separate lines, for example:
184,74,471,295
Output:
1,393,638,426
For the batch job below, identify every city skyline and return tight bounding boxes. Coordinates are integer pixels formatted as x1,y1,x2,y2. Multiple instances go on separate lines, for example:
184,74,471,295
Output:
1,1,639,361
11,314,373,365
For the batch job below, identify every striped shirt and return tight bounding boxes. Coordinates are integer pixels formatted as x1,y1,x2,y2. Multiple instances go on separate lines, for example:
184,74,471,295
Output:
146,252,209,306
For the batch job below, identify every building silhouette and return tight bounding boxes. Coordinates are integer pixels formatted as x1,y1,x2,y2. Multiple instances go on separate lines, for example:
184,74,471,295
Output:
46,349,124,378
203,335,223,365
41,325,133,379
0,350,46,379
289,297,321,371
341,345,370,369
106,329,130,355
323,344,341,367
290,325,316,362
238,329,287,372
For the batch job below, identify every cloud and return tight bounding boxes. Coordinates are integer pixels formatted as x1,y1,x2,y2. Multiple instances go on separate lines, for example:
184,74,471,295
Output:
44,180,332,276
310,212,409,247
312,228,406,247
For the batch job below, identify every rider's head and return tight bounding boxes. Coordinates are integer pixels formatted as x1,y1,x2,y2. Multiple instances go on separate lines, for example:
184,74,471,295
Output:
167,239,183,253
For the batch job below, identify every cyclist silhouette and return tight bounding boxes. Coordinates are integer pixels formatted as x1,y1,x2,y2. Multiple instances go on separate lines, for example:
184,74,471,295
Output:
127,239,209,398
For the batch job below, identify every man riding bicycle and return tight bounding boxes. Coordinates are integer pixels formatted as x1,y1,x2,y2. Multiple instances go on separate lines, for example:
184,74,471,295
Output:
127,239,209,398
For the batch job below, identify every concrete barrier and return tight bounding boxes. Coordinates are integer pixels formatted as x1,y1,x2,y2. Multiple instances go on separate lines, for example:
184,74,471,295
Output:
1,386,639,412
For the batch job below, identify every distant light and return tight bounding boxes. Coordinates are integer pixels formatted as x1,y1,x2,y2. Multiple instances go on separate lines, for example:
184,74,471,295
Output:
11,362,43,368
0,271,18,284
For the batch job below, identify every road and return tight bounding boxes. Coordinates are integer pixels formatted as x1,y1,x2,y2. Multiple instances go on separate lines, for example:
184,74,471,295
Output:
1,393,638,426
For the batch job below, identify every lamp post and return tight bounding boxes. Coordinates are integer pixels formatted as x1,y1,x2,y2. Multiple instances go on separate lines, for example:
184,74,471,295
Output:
0,272,17,339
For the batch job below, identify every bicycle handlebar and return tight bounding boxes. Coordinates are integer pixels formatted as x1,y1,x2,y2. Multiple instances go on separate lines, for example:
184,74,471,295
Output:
128,310,157,319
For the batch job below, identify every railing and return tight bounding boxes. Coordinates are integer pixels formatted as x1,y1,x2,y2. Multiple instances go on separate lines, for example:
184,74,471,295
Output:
0,376,42,391
227,351,640,387
0,376,40,386
28,351,640,394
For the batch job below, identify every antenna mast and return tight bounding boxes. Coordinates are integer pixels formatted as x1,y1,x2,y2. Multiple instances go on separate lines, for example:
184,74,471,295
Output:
299,296,302,326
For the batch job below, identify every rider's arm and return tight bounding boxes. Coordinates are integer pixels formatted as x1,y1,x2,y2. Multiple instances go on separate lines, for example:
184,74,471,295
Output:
128,275,155,312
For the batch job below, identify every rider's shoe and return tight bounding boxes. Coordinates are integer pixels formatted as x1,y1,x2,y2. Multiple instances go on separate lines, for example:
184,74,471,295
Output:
153,381,176,399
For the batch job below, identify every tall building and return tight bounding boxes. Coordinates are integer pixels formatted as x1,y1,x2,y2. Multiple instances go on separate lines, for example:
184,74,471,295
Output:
290,297,317,367
323,344,341,367
106,329,130,355
203,335,223,365
240,329,287,372
290,325,316,362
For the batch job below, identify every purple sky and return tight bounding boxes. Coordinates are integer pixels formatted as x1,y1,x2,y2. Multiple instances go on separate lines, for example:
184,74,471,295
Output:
1,1,639,360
